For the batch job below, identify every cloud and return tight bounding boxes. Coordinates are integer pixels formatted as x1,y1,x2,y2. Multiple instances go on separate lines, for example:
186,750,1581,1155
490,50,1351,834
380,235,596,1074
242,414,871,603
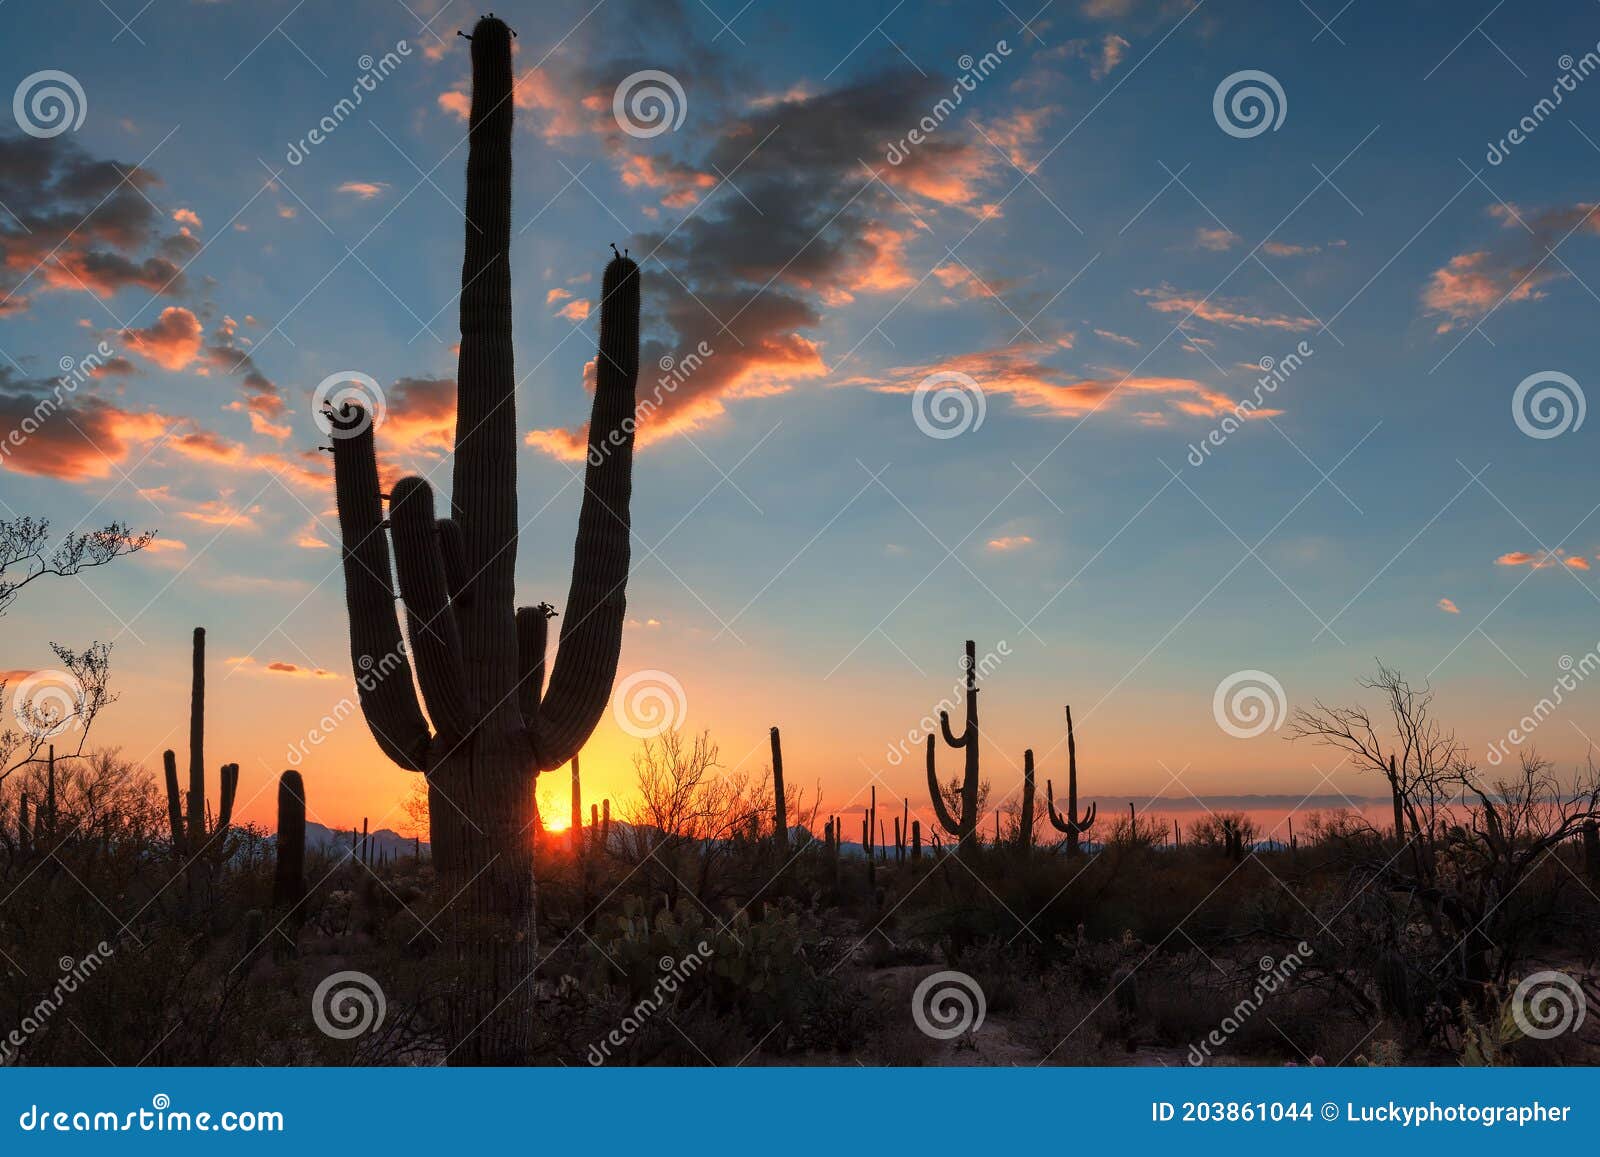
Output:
986,535,1035,551
1138,284,1317,331
848,344,1280,425
556,298,591,321
1495,548,1589,570
1093,327,1140,348
122,305,203,370
0,134,192,312
1193,227,1240,252
173,208,202,229
1423,202,1600,331
228,656,339,679
378,376,456,458
337,181,389,200
0,371,173,480
1437,597,1459,614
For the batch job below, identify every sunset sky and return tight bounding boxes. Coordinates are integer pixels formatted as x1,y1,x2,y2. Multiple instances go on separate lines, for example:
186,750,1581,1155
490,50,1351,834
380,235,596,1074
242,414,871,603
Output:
5,0,1600,840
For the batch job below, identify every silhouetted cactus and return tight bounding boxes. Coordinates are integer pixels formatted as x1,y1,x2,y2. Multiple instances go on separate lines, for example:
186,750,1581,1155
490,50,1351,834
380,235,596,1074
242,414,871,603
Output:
325,15,640,1062
769,725,789,853
927,639,983,859
1584,819,1599,884
911,818,921,862
1019,748,1035,853
162,628,238,859
570,752,583,858
1045,706,1096,853
273,770,306,916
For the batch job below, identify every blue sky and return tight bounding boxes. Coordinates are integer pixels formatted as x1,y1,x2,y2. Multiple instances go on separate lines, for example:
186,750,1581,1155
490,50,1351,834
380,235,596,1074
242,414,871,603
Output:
4,0,1600,830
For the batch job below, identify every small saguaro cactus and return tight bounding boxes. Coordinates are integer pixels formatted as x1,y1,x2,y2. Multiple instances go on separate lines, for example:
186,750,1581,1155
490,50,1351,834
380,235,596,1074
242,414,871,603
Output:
911,818,921,862
1019,748,1036,853
862,787,877,886
163,627,239,858
1046,706,1096,853
770,725,788,853
927,639,983,860
273,770,306,915
570,752,583,859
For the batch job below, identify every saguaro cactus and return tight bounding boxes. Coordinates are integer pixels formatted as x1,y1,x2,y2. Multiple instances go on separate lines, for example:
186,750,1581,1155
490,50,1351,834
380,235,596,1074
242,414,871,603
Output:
926,639,983,860
273,770,306,914
1046,705,1096,854
327,16,640,1063
570,752,583,859
163,627,238,858
769,726,788,853
1019,748,1035,852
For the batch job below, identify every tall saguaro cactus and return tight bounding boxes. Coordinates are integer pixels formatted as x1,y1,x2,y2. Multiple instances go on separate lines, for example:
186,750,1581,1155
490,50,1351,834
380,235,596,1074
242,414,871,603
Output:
1018,748,1036,853
163,627,238,858
769,726,788,853
328,16,640,1064
273,770,306,918
1046,705,1096,854
926,639,982,860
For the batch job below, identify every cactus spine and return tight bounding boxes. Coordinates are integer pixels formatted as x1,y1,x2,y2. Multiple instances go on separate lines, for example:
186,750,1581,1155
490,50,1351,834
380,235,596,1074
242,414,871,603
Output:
327,16,640,1063
927,639,982,860
163,627,238,859
1045,706,1096,853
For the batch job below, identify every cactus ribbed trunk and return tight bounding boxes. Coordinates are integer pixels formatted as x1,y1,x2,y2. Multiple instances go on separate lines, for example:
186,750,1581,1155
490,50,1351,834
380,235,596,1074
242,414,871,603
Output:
1019,748,1035,853
273,770,306,914
770,726,788,853
186,627,206,848
327,16,640,1064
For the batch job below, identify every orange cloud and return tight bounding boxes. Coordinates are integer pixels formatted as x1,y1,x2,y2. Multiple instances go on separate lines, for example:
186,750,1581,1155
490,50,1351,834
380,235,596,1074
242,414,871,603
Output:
1495,549,1589,570
173,208,202,229
1423,202,1600,331
122,306,203,370
557,299,591,322
850,344,1281,426
987,535,1035,551
337,182,388,200
1194,227,1240,252
1138,285,1316,332
1437,597,1459,614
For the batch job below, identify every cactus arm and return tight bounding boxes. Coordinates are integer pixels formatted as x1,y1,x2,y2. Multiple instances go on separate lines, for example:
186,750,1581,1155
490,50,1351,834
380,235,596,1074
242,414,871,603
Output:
162,749,184,852
217,762,238,832
535,255,641,769
450,17,520,713
390,478,473,739
436,517,469,606
925,734,963,835
1045,778,1071,833
331,417,433,772
1079,799,1097,831
514,604,551,733
938,709,969,749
